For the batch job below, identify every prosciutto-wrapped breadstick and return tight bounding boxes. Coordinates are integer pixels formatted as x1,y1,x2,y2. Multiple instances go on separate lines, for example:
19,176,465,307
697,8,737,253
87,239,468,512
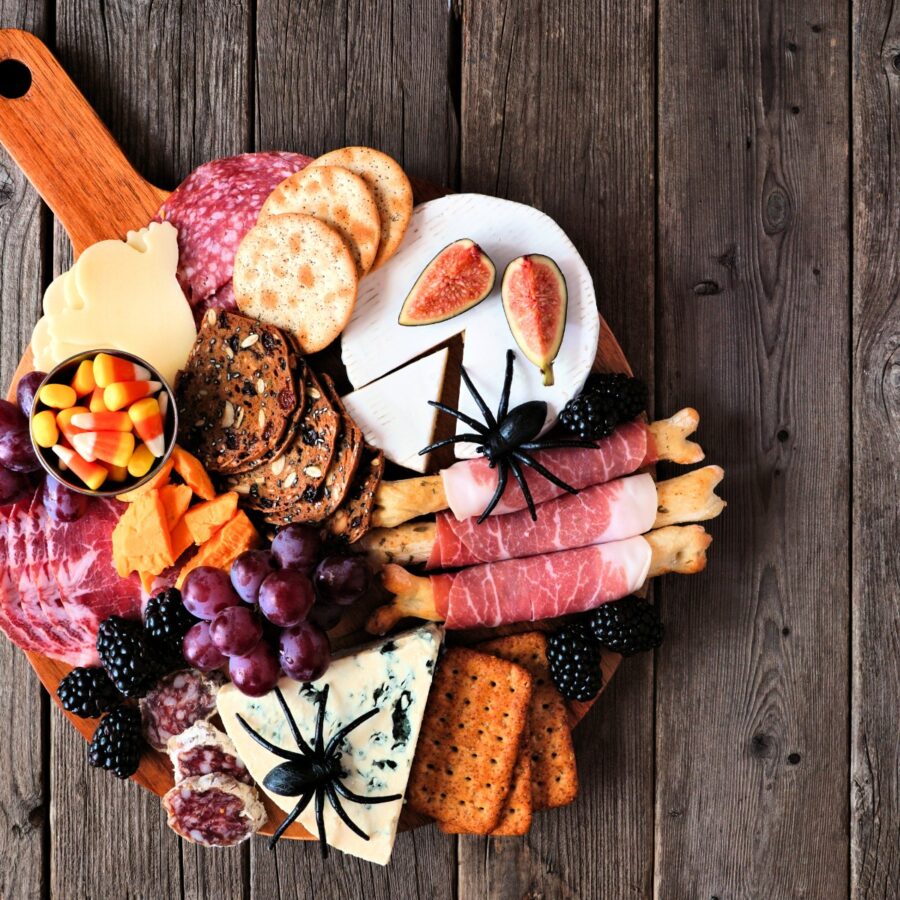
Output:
371,408,703,529
366,524,712,633
361,466,724,568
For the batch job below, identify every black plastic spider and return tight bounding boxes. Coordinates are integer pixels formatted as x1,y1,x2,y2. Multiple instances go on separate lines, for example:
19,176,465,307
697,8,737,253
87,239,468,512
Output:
420,350,597,522
235,684,401,856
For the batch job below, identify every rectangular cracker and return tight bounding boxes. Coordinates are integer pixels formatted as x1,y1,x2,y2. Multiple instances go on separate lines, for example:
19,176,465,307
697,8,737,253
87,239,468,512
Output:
406,646,532,834
479,631,579,811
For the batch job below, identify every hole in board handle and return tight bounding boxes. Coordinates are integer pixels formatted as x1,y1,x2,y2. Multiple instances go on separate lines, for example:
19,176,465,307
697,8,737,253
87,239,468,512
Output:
0,59,32,99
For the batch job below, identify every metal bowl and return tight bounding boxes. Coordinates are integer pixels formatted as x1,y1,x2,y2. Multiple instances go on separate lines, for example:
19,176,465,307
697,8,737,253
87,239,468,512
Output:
29,349,179,498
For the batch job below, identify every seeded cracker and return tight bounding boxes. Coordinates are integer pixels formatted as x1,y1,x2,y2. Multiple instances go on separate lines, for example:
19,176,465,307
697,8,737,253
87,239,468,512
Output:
323,444,384,543
406,647,532,833
175,310,298,474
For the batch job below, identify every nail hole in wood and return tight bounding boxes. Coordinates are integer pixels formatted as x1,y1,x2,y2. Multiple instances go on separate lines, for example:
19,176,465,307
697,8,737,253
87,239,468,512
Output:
782,626,791,636
777,429,789,442
787,752,801,765
0,59,32,99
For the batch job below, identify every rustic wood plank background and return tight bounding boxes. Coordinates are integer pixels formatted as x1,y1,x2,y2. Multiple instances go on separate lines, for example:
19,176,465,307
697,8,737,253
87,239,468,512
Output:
0,1,894,898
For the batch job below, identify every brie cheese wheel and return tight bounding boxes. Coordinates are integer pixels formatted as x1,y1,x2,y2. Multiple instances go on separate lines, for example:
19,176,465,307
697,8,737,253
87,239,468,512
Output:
217,624,444,865
340,194,600,457
341,348,449,473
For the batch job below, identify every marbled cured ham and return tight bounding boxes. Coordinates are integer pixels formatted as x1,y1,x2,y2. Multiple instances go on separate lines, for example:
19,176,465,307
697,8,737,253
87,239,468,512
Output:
428,473,658,569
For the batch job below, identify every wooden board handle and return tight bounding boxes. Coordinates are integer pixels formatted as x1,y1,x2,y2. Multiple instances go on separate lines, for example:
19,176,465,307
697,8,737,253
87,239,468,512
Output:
0,29,168,254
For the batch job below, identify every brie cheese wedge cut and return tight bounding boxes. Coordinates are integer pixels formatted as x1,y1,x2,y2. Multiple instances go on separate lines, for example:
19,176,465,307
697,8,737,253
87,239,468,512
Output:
341,348,449,473
217,624,444,865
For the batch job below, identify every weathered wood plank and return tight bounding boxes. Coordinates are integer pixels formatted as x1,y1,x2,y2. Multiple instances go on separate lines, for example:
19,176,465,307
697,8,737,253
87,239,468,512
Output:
252,0,456,891
851,2,900,897
457,0,656,896
50,2,252,897
656,2,850,897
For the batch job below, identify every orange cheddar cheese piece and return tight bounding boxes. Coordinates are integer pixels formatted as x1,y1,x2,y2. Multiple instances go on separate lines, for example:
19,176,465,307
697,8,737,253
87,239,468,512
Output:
175,511,259,590
112,489,175,577
169,517,195,562
183,493,239,545
171,445,216,501
159,483,193,531
118,456,174,502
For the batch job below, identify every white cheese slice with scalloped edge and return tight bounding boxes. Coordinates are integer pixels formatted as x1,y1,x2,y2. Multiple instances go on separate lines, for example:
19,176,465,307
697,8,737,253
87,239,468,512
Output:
341,348,449,474
216,624,444,865
340,194,600,457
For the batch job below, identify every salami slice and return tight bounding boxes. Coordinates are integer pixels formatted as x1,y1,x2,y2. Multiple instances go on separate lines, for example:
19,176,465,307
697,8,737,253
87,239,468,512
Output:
163,773,266,846
167,720,252,785
157,152,312,310
140,669,224,750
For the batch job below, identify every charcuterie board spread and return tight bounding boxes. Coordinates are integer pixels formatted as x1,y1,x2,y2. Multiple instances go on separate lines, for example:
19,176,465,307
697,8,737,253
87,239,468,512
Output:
0,31,725,863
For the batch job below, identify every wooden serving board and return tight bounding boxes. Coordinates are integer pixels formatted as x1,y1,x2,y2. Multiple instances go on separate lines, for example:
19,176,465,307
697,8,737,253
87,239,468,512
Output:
0,28,631,842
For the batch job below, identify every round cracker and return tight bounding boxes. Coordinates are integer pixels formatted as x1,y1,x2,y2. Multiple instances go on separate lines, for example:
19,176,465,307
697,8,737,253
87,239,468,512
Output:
309,147,413,270
260,165,381,276
233,213,358,353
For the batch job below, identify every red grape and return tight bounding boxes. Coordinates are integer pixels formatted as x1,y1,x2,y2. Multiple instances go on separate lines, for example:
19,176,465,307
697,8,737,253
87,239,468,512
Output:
308,600,342,632
229,642,281,697
271,524,321,573
313,555,370,606
16,371,46,419
182,566,241,620
183,621,227,671
279,621,331,682
44,475,86,522
230,549,279,604
258,569,315,627
209,606,263,657
0,399,26,435
0,429,40,473
0,467,28,505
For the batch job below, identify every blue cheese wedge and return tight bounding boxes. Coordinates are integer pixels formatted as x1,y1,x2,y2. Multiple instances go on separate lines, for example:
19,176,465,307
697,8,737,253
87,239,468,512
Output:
216,624,444,864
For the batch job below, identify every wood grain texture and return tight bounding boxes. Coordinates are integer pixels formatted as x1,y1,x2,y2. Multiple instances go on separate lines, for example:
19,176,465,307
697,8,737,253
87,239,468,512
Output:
457,0,656,897
656,2,850,897
851,2,900,897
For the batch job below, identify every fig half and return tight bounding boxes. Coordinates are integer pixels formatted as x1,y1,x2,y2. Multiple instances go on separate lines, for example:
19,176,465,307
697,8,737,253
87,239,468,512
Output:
500,254,568,386
399,239,496,326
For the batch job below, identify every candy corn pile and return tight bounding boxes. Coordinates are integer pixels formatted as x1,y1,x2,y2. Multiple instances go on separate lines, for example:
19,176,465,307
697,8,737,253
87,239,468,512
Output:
30,352,169,492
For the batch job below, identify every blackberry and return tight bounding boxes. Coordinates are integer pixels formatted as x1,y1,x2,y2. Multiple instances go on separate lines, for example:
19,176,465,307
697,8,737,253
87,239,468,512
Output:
547,622,603,702
57,666,121,718
558,392,619,441
588,596,664,656
144,589,197,668
88,707,143,779
96,617,159,698
584,372,648,423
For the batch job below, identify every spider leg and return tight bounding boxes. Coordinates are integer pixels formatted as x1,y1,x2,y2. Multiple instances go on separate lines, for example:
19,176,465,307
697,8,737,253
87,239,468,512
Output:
235,714,304,761
314,685,329,755
325,784,370,841
459,366,497,429
427,401,489,435
418,433,484,455
518,439,598,451
267,790,314,850
513,450,580,495
315,787,328,859
324,707,380,757
275,687,314,756
477,459,509,524
508,456,537,521
333,781,402,805
497,350,515,421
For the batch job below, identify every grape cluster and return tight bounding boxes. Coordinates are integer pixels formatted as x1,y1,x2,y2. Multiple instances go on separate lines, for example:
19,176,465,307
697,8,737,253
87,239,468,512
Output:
180,524,370,697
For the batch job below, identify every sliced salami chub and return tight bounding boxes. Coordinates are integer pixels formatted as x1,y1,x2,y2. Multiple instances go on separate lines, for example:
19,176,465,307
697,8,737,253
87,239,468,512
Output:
163,773,266,847
157,152,312,310
167,720,251,785
140,668,224,750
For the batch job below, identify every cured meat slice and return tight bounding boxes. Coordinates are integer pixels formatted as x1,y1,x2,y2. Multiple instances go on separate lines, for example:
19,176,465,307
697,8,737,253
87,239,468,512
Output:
441,420,650,520
163,773,266,846
167,720,251,785
140,669,224,750
431,537,652,629
157,152,312,310
427,473,658,569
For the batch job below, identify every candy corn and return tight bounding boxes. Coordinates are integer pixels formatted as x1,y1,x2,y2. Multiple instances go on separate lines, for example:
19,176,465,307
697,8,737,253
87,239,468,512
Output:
127,397,165,457
157,391,169,420
127,443,156,479
72,431,135,468
56,406,90,444
104,463,130,482
93,352,151,388
71,411,133,432
52,445,108,491
31,410,59,448
39,383,77,409
103,380,162,412
70,359,96,396
89,386,109,413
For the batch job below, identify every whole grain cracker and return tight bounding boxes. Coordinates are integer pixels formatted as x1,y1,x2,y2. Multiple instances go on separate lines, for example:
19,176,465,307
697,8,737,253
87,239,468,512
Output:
406,646,532,834
323,443,384,543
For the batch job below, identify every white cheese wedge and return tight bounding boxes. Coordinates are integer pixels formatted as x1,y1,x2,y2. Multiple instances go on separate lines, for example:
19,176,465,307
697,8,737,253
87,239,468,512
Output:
31,221,197,385
341,348,449,473
217,624,444,865
340,194,600,457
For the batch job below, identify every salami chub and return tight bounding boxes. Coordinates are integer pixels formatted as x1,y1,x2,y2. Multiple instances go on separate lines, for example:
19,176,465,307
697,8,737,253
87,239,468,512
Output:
167,720,252,785
140,668,224,750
